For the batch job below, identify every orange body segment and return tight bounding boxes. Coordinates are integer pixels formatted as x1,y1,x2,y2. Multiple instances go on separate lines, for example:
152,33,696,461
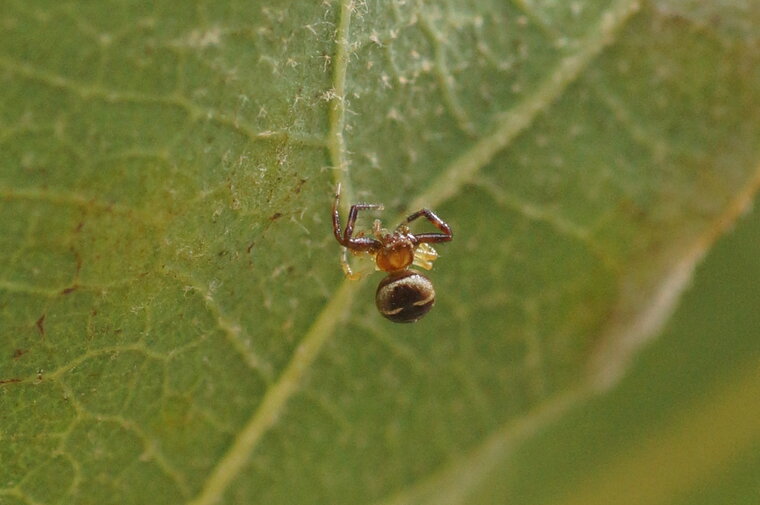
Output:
375,244,415,272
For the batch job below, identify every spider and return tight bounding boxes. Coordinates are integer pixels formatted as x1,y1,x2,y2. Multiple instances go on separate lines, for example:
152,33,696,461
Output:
332,184,453,323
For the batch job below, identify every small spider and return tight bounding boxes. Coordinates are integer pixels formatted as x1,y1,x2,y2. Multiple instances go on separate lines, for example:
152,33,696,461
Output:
332,184,453,323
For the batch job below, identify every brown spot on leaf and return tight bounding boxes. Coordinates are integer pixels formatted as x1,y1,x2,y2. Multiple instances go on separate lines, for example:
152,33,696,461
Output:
36,314,45,336
246,242,255,253
294,178,307,194
12,349,28,360
270,212,283,221
61,285,79,295
0,378,22,386
74,250,83,275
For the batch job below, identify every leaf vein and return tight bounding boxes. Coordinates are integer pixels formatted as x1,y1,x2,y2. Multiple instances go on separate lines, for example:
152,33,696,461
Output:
372,388,589,505
405,0,643,215
418,14,477,136
0,56,322,148
159,265,274,381
475,176,620,272
327,0,355,201
183,7,366,495
186,280,362,505
186,1,643,503
589,76,670,160
510,0,564,41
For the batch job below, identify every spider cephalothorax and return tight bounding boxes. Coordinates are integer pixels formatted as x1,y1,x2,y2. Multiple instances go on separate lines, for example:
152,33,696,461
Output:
332,185,452,323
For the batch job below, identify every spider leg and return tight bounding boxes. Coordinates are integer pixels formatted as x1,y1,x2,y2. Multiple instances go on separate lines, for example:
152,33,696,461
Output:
340,247,364,280
345,204,384,244
372,219,386,239
413,242,438,270
332,184,346,244
402,208,453,244
332,184,384,250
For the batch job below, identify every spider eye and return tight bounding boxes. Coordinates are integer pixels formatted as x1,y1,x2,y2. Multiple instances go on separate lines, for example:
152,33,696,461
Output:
375,271,435,323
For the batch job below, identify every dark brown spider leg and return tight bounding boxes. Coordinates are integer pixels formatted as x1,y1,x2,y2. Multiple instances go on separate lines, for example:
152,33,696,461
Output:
332,187,346,244
402,209,453,244
332,186,383,250
345,204,383,244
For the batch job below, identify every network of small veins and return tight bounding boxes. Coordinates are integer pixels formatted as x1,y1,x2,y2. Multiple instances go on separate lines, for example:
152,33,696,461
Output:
332,184,453,323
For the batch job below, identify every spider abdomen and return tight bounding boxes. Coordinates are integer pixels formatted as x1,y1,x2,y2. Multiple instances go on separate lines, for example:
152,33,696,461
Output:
375,270,435,323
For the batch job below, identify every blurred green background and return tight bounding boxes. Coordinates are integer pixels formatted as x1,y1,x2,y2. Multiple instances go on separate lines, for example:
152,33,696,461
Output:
504,200,760,505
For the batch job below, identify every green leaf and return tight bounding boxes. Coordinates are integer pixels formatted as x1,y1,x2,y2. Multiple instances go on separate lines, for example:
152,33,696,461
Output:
489,193,760,505
1,1,758,504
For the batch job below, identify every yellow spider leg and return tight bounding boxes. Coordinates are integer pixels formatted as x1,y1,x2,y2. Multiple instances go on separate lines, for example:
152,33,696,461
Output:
373,219,390,240
341,248,363,280
341,247,376,280
413,243,438,270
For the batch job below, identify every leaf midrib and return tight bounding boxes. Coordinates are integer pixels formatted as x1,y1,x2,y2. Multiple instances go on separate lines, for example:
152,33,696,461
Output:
189,1,649,503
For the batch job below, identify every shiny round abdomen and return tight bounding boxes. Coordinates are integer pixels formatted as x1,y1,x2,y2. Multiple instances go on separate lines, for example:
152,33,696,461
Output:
375,270,435,323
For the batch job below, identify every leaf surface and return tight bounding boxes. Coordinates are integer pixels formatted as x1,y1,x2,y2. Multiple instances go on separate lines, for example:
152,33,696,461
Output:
1,1,759,504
